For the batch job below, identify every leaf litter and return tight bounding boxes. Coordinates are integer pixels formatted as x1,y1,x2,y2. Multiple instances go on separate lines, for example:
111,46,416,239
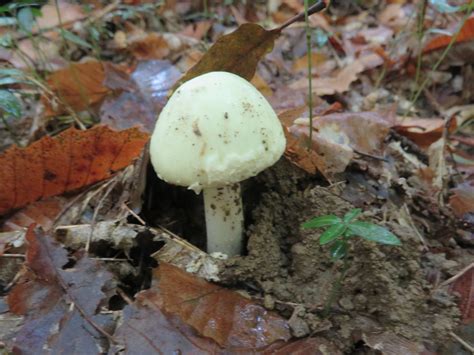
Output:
0,0,473,353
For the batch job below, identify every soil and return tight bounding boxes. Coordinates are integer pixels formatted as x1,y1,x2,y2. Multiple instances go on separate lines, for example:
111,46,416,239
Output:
214,158,461,352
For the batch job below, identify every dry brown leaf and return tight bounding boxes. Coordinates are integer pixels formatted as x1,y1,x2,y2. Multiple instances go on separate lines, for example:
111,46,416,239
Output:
449,264,474,324
128,33,170,60
424,17,474,53
394,118,456,149
290,53,383,95
35,0,85,30
0,126,149,216
175,23,280,88
43,61,119,116
449,182,474,219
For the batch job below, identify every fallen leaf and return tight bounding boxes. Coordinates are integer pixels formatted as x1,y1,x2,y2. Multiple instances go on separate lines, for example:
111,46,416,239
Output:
140,263,291,349
0,125,149,216
290,53,384,95
394,118,457,148
180,21,213,40
449,181,474,220
288,112,391,176
100,60,181,131
175,23,280,88
8,226,116,353
43,61,129,116
128,33,170,60
35,0,85,30
424,17,474,53
362,331,428,354
449,264,474,324
1,197,68,232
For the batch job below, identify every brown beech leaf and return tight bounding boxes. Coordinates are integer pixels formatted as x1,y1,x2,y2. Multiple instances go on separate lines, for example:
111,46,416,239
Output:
449,264,474,324
116,263,291,351
449,181,474,220
128,33,170,60
0,125,149,216
288,112,391,176
175,23,280,88
1,197,68,232
43,61,129,116
424,17,474,53
393,118,457,149
290,53,383,95
8,226,116,353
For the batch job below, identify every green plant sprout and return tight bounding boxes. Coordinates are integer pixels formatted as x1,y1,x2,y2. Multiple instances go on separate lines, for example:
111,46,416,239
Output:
302,208,401,260
302,208,401,316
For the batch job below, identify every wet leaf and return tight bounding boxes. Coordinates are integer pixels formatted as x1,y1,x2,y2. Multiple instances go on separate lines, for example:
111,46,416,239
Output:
176,23,280,88
347,221,401,245
0,126,149,216
319,223,346,245
302,215,341,229
136,263,291,349
8,226,116,353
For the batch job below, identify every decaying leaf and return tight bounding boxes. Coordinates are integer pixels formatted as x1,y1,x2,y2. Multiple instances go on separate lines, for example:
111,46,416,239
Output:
115,263,292,351
175,23,280,88
394,118,456,149
0,125,149,216
424,17,474,53
128,33,171,60
1,197,68,232
43,61,129,116
290,53,383,95
449,264,474,324
8,226,116,353
288,112,391,176
449,181,474,220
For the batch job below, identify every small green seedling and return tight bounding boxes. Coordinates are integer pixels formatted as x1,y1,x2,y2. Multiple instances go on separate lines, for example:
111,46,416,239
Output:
302,208,401,260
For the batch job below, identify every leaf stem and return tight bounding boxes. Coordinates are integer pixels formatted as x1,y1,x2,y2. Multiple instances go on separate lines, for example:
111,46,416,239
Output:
304,0,314,148
405,2,474,116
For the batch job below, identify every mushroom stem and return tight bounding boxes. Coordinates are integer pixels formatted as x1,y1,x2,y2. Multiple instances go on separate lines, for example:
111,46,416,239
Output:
203,183,244,256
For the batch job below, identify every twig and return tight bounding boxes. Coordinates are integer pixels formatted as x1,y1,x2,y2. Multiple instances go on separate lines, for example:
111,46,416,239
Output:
449,331,474,354
122,203,147,226
439,262,473,288
117,288,134,305
277,1,327,31
304,0,314,148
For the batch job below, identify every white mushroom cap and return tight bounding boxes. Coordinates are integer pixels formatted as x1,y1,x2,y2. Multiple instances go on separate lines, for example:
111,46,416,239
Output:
149,71,286,193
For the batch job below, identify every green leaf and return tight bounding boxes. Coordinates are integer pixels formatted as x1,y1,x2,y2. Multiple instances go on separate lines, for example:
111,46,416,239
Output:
343,208,362,223
60,29,93,49
330,240,347,260
0,90,21,118
301,215,341,229
17,7,33,33
319,223,346,245
347,221,401,245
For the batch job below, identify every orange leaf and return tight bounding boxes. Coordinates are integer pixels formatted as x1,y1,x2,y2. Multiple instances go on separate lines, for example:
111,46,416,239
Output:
148,263,291,348
394,118,456,149
424,17,474,53
175,23,280,88
43,61,122,116
0,126,149,216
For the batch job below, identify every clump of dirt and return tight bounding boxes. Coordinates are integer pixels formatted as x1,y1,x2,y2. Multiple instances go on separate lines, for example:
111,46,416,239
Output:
220,158,460,351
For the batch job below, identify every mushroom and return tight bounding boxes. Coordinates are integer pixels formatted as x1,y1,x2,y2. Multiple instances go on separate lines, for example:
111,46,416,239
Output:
149,71,286,256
